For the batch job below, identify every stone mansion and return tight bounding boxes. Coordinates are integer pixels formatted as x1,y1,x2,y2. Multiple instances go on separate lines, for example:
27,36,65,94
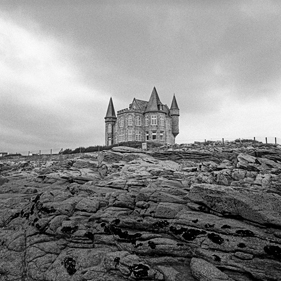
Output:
104,87,180,146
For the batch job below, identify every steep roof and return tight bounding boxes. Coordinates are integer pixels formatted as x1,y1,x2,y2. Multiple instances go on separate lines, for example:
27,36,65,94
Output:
163,104,170,115
145,87,162,112
170,94,179,110
105,97,116,118
135,99,148,112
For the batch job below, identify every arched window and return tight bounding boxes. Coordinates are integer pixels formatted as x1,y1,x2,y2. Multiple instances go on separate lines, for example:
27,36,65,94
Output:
107,123,112,133
128,115,133,126
135,116,141,126
128,129,133,141
145,116,149,126
119,117,124,127
160,116,165,126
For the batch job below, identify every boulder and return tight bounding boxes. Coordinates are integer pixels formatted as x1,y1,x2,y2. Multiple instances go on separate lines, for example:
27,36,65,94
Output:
189,183,281,226
112,146,142,153
190,258,233,281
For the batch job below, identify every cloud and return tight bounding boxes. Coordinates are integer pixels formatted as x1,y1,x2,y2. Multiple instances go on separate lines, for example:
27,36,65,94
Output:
0,1,281,151
178,93,281,143
0,13,110,153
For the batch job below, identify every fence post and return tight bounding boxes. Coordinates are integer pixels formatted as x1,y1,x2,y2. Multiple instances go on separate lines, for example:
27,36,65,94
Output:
265,137,267,144
50,149,52,155
275,137,277,145
254,137,255,142
222,138,224,146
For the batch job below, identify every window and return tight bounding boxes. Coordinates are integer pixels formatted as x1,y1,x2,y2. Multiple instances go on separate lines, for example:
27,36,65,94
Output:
160,131,164,140
145,116,149,126
160,116,164,126
135,131,141,141
120,117,124,127
122,134,125,142
151,115,157,125
119,130,125,142
107,123,112,133
128,129,133,141
135,116,141,126
128,115,133,126
108,137,112,145
152,131,157,140
146,131,149,140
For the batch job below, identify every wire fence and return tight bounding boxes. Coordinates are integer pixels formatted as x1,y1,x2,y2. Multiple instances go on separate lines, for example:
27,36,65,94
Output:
176,136,281,145
1,136,280,160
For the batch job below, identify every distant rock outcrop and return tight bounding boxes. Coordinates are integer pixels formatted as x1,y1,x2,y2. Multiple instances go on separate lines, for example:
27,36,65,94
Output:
0,141,281,280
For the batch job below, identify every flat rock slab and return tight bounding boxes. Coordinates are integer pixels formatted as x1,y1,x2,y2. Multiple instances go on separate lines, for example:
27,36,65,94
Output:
190,258,234,281
189,183,281,227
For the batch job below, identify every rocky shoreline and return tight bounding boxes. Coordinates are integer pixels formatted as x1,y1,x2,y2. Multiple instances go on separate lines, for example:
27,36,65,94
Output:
0,141,281,280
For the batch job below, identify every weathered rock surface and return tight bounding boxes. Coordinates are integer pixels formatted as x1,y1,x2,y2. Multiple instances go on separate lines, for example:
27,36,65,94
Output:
1,142,281,280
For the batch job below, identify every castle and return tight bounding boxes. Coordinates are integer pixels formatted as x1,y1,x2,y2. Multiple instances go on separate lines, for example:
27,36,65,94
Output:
104,87,180,146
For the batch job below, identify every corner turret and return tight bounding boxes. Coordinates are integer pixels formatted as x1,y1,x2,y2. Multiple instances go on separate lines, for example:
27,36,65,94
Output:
170,94,180,138
145,87,165,112
104,97,117,145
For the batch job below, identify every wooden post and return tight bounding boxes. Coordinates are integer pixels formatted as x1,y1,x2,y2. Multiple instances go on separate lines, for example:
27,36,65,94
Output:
222,138,224,146
254,137,255,141
265,137,267,144
275,137,277,145
50,149,52,155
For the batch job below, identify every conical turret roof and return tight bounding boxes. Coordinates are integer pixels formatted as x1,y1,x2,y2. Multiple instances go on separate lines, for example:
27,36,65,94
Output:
170,94,179,110
145,87,162,112
105,97,116,118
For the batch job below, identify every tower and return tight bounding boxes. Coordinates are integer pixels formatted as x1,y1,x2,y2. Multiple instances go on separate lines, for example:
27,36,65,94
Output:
170,94,180,139
104,97,117,146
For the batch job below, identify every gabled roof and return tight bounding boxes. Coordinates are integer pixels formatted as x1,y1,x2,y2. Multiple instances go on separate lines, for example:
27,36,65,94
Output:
163,104,170,115
145,87,163,112
135,99,148,112
105,97,116,118
170,94,179,110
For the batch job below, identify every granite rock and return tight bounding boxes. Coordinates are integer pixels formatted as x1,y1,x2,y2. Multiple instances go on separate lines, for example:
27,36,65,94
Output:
0,142,281,280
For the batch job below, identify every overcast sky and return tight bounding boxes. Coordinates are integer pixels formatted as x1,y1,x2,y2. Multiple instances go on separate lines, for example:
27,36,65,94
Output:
1,0,281,154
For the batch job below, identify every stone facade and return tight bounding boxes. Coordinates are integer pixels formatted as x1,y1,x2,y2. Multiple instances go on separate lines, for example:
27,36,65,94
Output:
105,87,179,146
